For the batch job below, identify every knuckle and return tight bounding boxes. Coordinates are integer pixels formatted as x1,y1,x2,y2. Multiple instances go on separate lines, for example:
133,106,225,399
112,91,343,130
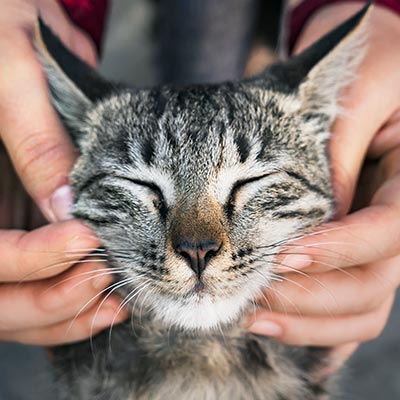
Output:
14,131,67,178
12,232,33,280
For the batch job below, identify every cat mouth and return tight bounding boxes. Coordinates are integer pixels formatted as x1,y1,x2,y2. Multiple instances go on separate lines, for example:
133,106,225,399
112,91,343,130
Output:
193,280,205,293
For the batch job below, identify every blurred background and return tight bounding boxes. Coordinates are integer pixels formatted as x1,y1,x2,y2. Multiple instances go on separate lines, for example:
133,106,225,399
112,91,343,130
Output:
0,0,398,398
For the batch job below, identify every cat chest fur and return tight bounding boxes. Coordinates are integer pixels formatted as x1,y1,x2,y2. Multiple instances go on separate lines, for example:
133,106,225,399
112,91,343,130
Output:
55,320,329,400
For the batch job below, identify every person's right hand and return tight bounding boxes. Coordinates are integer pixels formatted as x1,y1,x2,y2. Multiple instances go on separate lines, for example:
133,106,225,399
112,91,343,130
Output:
0,0,126,345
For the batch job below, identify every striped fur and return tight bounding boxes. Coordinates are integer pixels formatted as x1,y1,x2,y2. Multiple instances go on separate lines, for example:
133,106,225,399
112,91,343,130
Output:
36,5,370,400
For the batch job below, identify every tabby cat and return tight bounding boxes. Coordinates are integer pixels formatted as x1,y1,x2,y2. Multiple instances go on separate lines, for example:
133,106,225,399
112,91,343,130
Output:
35,5,369,399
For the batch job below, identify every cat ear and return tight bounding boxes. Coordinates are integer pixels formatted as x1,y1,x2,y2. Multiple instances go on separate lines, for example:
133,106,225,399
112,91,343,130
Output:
34,18,114,143
264,3,371,118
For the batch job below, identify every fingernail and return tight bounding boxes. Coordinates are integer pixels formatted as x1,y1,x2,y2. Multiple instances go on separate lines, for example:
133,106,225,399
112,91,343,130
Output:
92,273,113,291
248,320,283,337
48,185,74,222
282,254,312,270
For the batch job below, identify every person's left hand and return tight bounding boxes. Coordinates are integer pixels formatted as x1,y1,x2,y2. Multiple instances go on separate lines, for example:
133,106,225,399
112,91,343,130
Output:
247,2,400,369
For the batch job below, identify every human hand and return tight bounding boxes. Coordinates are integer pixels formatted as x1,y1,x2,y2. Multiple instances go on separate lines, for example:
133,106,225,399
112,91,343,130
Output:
248,2,400,367
0,0,97,219
0,0,125,345
0,219,127,345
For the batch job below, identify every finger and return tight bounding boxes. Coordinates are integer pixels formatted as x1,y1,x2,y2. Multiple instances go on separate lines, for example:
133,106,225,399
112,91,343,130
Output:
368,109,400,158
281,202,400,273
314,342,360,378
330,342,359,371
294,4,400,216
265,255,400,315
70,26,98,67
248,295,394,346
0,220,99,281
280,145,400,272
0,32,77,221
0,297,127,346
37,0,98,66
0,261,115,330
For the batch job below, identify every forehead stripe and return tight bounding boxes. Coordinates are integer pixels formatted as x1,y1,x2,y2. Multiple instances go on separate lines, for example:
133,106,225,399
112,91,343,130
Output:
234,133,250,163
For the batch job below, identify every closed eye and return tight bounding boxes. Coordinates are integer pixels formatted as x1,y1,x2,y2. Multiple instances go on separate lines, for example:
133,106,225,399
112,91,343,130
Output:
225,172,276,219
118,178,168,219
79,174,168,218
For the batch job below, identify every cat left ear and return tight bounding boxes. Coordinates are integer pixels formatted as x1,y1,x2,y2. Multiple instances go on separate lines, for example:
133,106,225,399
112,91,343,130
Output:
34,18,114,143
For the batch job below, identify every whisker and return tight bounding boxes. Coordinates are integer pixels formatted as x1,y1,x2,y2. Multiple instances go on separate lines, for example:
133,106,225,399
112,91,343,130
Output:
257,244,355,263
264,285,303,318
88,277,140,355
270,257,361,284
108,280,153,353
272,272,336,317
251,269,285,315
286,223,371,243
18,259,111,284
65,277,133,342
270,260,339,308
137,286,155,325
41,268,126,294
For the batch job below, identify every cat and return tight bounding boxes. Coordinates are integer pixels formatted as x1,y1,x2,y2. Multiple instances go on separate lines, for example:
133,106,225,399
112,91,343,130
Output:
35,4,369,399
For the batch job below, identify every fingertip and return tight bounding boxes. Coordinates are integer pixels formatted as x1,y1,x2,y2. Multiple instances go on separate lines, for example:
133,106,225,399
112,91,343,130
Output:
42,184,74,222
11,220,100,281
71,28,98,67
247,319,283,338
280,254,313,271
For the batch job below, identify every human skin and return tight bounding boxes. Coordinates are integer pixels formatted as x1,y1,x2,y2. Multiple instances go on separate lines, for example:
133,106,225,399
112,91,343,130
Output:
0,0,126,345
248,2,400,365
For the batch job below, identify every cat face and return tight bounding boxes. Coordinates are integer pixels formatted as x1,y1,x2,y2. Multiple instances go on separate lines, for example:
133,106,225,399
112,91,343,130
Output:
70,84,334,329
36,6,368,330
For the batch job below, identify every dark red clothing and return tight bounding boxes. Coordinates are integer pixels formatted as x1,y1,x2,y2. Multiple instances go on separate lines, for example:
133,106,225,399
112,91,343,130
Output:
60,0,109,52
59,0,400,55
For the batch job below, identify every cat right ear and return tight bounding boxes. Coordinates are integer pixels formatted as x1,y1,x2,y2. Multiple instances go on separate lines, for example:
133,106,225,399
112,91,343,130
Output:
34,18,114,145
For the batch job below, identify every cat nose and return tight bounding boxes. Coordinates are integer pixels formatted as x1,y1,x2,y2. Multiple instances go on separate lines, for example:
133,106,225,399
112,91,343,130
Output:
175,240,222,277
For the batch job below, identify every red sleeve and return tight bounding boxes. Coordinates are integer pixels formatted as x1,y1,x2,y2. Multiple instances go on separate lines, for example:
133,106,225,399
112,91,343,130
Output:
59,0,110,53
289,0,400,52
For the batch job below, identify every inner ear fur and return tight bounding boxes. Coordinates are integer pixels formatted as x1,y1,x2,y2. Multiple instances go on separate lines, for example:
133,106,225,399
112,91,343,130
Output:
269,2,371,91
34,18,115,144
35,18,114,102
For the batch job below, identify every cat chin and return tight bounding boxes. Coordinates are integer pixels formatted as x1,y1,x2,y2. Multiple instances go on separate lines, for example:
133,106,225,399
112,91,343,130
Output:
152,292,252,331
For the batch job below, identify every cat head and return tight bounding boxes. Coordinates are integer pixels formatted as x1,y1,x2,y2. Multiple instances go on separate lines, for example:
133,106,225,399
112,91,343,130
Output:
36,5,369,331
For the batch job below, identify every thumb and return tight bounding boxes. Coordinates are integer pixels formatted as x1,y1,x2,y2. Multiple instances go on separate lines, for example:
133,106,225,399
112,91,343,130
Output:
0,33,77,221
